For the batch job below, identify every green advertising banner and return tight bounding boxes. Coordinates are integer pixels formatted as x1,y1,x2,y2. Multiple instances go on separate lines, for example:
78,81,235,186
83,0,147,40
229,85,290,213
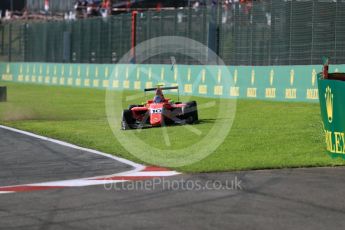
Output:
2,62,345,102
318,75,345,159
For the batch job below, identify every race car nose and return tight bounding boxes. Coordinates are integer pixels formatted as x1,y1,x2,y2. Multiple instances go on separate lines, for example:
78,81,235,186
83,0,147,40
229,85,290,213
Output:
150,114,162,126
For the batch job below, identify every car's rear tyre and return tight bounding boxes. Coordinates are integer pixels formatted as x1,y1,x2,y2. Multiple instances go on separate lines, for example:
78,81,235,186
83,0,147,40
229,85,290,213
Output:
121,109,135,130
184,101,198,124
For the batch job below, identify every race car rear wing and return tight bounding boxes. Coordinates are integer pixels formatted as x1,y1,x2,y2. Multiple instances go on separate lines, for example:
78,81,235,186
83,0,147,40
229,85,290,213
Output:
144,86,180,101
144,86,178,92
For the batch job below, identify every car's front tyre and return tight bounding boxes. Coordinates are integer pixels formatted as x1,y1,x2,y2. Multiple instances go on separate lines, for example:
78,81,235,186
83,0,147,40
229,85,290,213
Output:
121,109,135,130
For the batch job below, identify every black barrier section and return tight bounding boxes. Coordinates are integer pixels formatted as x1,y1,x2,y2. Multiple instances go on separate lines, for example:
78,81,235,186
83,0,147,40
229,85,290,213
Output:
0,86,7,102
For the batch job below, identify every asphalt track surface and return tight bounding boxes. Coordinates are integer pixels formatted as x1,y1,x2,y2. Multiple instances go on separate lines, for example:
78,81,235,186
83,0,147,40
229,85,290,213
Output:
0,128,132,186
1,127,345,229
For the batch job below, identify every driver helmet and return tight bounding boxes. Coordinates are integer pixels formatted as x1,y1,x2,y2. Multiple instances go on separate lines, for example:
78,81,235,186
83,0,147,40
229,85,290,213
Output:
154,95,163,103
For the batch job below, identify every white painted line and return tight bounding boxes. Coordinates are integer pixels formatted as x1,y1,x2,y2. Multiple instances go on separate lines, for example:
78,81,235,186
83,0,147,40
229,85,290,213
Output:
31,179,126,187
122,171,181,177
0,191,14,194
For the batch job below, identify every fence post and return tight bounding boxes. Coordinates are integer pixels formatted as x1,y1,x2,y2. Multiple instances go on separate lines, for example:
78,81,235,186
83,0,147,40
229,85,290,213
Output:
188,7,192,64
202,7,207,64
288,0,292,65
208,1,220,64
159,10,164,64
108,15,113,63
146,11,151,64
216,1,222,64
310,0,315,65
131,11,137,63
250,9,253,66
0,24,4,55
334,1,338,64
21,24,25,62
268,0,273,65
8,23,12,62
119,14,124,62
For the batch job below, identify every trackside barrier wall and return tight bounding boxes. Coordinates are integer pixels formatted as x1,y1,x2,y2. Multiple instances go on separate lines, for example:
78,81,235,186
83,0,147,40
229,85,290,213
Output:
1,62,345,102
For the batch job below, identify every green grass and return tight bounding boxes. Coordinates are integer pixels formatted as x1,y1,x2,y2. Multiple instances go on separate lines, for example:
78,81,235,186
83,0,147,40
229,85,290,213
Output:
1,81,344,172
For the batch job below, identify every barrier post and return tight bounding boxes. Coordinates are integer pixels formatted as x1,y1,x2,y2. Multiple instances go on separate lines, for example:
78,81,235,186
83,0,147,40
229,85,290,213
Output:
131,10,137,63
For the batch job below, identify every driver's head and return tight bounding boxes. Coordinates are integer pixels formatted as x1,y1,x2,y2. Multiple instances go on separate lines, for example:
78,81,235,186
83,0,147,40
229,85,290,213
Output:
154,95,163,103
154,87,164,103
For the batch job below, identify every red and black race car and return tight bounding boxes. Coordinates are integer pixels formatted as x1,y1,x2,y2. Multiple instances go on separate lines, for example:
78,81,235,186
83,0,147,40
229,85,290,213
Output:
121,86,198,130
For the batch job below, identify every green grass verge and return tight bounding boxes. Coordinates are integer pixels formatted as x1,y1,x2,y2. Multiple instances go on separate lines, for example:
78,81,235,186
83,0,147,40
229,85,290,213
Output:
0,81,344,172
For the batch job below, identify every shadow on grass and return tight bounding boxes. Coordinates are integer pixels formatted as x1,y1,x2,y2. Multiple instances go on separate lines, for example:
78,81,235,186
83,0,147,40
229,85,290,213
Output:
124,119,216,131
197,119,216,124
